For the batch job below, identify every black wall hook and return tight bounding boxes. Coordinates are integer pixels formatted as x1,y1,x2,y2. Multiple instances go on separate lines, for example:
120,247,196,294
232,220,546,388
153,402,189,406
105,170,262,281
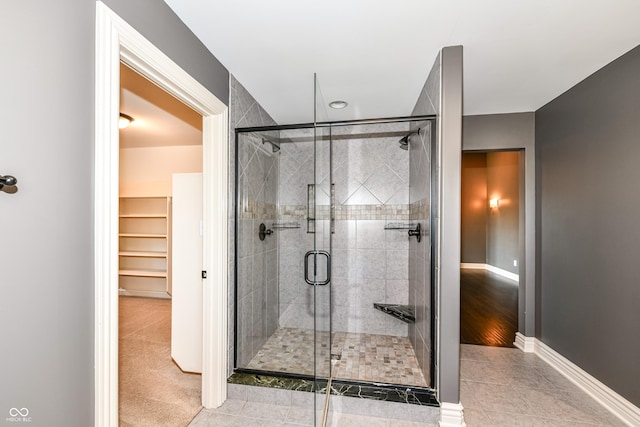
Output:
0,175,17,190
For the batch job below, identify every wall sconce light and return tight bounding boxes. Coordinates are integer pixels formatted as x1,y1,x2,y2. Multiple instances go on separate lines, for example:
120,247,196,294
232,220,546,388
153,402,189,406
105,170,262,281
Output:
489,199,500,209
119,113,134,129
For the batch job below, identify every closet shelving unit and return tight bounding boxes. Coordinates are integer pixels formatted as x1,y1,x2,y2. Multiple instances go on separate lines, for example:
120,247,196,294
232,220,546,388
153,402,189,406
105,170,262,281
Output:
118,196,172,299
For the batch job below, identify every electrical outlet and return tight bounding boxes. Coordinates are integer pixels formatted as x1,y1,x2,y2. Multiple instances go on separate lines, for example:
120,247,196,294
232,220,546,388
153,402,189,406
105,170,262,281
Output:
514,260,518,267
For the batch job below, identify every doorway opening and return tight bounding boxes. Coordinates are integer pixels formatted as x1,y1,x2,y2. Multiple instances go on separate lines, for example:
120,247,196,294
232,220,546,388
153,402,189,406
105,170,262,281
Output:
460,150,523,347
117,63,204,425
94,3,229,425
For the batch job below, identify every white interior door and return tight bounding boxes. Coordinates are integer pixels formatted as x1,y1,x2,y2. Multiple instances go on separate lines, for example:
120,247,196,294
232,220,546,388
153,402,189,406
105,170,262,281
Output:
171,172,203,373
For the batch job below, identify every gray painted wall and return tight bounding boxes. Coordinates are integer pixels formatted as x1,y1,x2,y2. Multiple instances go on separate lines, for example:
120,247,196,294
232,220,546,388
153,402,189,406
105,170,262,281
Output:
411,46,465,404
461,153,488,264
404,45,464,406
486,152,519,273
439,46,464,405
0,2,228,425
0,2,94,425
536,44,640,406
462,113,535,335
103,0,229,104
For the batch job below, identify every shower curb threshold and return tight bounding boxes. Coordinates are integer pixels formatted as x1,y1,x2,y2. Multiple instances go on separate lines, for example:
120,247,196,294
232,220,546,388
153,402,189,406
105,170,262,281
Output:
228,371,438,407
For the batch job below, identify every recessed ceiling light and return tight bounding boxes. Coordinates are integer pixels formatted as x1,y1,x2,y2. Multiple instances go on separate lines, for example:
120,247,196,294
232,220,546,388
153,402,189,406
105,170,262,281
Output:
119,113,134,129
329,100,348,109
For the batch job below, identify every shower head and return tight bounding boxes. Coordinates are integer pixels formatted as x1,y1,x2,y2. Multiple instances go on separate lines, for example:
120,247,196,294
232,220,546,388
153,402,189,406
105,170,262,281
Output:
262,138,281,153
398,128,420,150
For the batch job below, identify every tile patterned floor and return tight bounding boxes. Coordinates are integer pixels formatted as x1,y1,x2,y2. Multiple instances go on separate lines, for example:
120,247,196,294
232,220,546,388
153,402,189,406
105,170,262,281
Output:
119,296,202,426
331,331,426,387
191,344,625,426
246,327,427,387
117,299,626,426
189,399,437,427
460,344,626,426
246,328,328,376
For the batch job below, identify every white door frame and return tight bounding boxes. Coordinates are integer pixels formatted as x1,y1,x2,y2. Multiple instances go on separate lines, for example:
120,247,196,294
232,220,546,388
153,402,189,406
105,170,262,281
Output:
94,2,228,425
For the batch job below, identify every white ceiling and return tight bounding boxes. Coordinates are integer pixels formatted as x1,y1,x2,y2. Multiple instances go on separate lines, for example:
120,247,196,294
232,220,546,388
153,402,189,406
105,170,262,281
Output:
120,64,202,148
163,0,640,124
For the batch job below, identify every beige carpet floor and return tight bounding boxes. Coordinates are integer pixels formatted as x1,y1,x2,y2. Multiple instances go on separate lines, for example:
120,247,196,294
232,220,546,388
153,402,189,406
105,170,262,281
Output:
119,296,202,426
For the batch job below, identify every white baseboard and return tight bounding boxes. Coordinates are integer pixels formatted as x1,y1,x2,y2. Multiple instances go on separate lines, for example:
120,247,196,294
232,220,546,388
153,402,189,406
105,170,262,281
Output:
460,263,519,283
517,337,640,426
513,332,535,353
118,288,171,299
439,402,466,426
460,263,485,269
485,264,519,282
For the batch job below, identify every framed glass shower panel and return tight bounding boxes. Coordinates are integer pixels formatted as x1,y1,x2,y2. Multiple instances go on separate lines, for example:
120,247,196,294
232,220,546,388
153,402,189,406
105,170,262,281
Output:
234,130,280,371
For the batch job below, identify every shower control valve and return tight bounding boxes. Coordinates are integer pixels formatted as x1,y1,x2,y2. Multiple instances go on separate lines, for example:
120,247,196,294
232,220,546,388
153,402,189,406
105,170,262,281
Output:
408,223,421,243
259,223,273,241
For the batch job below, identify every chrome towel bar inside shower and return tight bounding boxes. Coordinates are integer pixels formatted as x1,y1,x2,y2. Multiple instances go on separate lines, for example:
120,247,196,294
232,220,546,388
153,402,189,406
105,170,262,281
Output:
271,221,301,229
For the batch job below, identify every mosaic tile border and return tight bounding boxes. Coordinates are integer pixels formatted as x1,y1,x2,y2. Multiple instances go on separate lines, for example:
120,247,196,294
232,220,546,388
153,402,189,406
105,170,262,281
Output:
279,204,410,221
228,371,438,407
239,201,413,221
409,197,429,221
335,204,410,220
238,200,277,220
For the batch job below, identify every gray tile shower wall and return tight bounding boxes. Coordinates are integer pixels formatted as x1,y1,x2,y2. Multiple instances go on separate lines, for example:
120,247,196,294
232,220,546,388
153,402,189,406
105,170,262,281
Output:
277,123,414,337
229,75,278,372
408,51,440,384
408,125,432,381
275,131,318,331
236,139,279,367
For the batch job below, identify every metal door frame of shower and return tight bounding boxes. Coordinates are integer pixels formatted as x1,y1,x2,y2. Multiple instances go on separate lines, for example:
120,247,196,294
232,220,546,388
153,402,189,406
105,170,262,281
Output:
235,114,436,134
232,114,438,391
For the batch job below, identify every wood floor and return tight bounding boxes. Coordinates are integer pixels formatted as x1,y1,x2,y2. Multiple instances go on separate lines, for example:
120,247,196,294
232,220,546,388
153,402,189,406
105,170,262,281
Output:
460,269,518,347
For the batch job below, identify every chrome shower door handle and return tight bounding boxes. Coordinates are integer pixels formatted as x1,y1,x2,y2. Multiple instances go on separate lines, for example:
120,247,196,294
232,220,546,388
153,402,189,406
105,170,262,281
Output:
304,250,331,285
304,251,314,285
316,250,331,285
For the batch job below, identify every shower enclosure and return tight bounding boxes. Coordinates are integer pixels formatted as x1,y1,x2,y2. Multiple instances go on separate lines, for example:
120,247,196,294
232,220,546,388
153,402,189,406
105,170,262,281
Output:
233,101,437,422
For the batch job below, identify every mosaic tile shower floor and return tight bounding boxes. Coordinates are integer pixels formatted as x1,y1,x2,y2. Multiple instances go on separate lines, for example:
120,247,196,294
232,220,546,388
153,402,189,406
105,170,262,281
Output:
246,327,427,387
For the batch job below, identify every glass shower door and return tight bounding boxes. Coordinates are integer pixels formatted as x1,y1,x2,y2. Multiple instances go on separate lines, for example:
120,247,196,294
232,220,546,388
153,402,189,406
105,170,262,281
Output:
311,75,332,424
